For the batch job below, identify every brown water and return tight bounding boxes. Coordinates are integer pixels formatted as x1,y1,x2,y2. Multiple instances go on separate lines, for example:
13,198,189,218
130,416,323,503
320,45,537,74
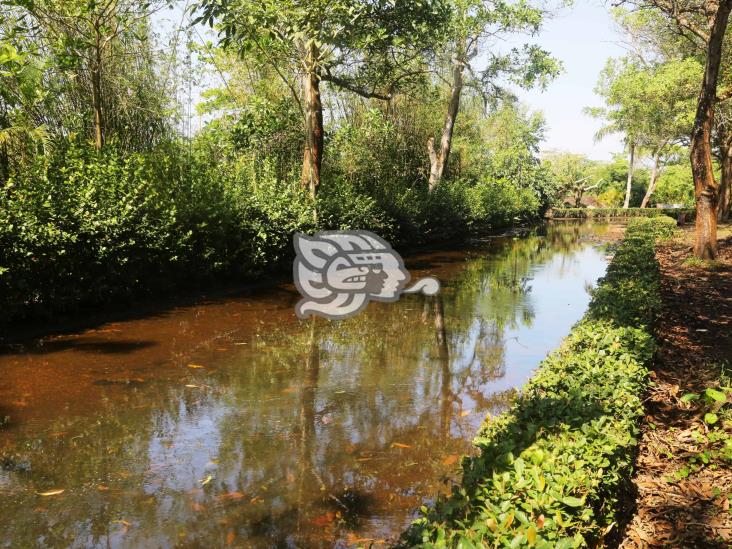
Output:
0,222,615,548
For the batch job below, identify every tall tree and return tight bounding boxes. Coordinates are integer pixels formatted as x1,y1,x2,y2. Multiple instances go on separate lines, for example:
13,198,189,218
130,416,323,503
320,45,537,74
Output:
588,59,650,208
194,0,450,198
622,0,732,257
4,0,171,151
427,0,559,191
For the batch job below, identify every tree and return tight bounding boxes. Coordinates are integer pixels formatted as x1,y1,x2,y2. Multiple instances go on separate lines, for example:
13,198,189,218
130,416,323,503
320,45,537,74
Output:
715,102,732,219
544,152,602,208
426,0,560,191
588,56,698,209
587,60,647,208
622,0,732,258
3,0,172,151
193,0,450,198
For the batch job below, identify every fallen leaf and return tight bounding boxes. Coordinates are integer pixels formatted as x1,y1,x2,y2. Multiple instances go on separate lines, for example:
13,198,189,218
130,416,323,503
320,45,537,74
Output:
185,384,199,388
442,454,460,466
391,443,411,449
310,511,336,527
346,533,374,544
219,491,245,501
97,485,109,491
536,514,545,528
187,364,205,369
36,489,65,496
460,410,472,417
226,529,235,546
190,502,206,512
282,387,297,394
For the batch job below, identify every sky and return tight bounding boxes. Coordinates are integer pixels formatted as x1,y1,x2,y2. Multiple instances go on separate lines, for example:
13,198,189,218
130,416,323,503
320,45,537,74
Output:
154,0,628,161
509,0,628,160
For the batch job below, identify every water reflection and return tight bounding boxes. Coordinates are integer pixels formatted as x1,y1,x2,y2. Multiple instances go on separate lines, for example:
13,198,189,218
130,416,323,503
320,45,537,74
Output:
0,222,614,548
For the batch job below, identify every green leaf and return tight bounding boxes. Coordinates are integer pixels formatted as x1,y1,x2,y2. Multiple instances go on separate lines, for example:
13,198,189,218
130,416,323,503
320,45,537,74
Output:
704,413,719,425
704,388,727,403
560,496,584,508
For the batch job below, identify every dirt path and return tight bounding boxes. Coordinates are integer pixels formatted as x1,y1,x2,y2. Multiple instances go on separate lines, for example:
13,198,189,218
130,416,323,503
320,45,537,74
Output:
621,226,732,548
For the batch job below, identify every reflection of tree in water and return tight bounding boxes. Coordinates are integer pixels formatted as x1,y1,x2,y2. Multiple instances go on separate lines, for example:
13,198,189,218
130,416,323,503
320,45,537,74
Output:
0,222,605,547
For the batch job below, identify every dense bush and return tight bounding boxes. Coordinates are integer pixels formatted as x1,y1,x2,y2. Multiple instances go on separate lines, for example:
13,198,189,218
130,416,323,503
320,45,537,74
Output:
0,136,546,325
401,218,670,548
0,143,315,322
550,207,695,220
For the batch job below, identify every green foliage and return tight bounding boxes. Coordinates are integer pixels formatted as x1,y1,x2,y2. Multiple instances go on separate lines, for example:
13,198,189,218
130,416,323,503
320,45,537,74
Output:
653,163,695,206
464,178,540,229
401,218,672,548
551,207,694,220
0,142,314,322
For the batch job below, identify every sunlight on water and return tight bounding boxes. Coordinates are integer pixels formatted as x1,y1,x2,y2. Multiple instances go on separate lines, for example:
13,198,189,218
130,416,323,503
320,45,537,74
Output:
0,222,615,548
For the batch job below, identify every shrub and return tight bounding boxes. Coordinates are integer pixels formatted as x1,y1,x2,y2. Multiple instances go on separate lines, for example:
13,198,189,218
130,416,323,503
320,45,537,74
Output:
401,217,670,548
550,207,695,220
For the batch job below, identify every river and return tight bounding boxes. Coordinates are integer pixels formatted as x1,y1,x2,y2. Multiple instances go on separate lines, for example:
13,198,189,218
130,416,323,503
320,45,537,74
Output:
0,222,616,548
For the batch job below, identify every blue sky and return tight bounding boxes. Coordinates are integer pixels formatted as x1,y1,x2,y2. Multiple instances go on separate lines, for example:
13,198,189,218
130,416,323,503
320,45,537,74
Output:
509,0,627,159
155,0,627,160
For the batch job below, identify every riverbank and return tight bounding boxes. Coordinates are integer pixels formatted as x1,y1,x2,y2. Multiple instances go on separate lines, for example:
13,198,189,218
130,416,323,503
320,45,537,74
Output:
401,217,676,547
620,224,732,548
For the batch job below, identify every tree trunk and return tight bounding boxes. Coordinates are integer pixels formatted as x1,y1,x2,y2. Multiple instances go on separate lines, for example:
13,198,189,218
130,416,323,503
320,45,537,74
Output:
428,40,465,192
691,0,732,259
300,42,323,199
92,33,104,150
641,152,662,208
623,143,635,209
718,129,732,221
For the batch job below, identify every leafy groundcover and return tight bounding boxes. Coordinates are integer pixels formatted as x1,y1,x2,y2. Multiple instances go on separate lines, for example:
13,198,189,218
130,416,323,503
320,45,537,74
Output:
400,217,677,548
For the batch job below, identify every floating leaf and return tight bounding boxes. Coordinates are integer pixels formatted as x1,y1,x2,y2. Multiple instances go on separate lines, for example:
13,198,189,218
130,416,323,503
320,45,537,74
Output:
36,489,65,497
219,491,245,501
310,511,336,527
442,454,459,466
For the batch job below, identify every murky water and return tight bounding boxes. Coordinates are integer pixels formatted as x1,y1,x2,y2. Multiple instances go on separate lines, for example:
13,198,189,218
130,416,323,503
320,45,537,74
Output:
0,223,616,548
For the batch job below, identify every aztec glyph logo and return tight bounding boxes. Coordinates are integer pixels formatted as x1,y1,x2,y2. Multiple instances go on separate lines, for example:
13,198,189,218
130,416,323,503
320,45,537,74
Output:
293,230,440,320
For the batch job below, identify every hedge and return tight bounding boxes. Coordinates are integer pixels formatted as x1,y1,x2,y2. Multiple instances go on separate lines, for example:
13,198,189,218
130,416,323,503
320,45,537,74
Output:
400,217,675,548
549,207,695,220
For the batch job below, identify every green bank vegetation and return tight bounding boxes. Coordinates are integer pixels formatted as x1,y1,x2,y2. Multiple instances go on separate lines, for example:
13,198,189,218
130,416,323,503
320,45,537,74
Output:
550,207,696,220
401,216,677,548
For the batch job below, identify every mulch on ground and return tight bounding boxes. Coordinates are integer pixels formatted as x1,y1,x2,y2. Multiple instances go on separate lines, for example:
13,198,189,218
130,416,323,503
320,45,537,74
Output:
621,227,732,548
